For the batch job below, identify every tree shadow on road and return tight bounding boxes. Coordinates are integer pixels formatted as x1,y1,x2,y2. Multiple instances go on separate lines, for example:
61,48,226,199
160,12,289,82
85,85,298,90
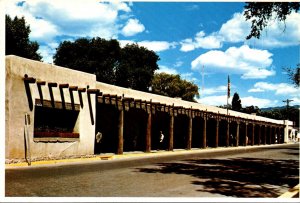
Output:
136,157,299,197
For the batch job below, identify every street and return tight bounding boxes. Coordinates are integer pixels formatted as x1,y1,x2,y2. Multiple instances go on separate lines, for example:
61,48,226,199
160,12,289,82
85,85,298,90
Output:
5,143,299,198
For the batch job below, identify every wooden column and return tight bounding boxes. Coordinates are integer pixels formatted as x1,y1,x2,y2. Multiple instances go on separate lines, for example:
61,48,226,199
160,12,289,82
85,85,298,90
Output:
245,122,248,146
187,116,193,150
145,112,152,152
251,123,255,146
269,126,272,144
202,116,207,148
226,120,230,147
258,125,261,145
264,125,267,145
215,119,219,148
236,122,240,147
117,108,124,155
168,115,174,151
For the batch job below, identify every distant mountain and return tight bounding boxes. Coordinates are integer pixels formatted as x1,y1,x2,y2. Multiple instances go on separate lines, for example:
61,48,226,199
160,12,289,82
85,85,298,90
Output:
261,105,300,112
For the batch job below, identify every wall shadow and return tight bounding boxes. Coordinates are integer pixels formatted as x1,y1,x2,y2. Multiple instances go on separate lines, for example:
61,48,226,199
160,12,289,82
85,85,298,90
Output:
136,156,299,197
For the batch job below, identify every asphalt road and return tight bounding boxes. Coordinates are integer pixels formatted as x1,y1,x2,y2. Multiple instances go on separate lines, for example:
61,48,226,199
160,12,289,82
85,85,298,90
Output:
5,143,299,198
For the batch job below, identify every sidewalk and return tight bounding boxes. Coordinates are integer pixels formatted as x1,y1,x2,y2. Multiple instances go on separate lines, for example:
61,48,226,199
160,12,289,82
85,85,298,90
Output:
5,143,293,168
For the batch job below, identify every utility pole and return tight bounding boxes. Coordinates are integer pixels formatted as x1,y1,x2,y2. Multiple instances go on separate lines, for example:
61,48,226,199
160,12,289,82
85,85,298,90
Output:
282,99,293,120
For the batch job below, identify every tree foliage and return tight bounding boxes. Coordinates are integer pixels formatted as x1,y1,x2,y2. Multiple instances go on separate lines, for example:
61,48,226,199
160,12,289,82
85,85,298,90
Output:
54,39,159,91
54,38,120,84
284,64,300,87
244,2,300,39
151,72,199,102
5,15,42,61
231,92,242,112
116,44,159,92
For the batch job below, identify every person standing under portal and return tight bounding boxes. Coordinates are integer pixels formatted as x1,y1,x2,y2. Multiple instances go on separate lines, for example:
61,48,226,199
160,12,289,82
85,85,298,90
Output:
159,131,164,150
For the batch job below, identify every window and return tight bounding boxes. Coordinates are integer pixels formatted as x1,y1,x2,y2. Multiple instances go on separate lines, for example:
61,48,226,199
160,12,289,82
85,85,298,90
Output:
34,99,80,142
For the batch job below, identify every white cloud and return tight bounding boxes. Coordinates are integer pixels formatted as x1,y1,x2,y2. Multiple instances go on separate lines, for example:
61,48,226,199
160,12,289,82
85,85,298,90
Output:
197,94,278,108
197,95,231,107
219,12,250,43
119,40,176,52
241,96,278,108
6,0,132,42
249,82,300,96
202,86,227,96
121,18,145,37
138,41,176,52
191,45,275,79
181,11,300,52
249,12,300,48
180,31,222,51
156,66,178,75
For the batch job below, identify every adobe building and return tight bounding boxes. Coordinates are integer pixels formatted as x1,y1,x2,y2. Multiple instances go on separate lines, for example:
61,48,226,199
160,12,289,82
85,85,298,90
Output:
5,55,294,163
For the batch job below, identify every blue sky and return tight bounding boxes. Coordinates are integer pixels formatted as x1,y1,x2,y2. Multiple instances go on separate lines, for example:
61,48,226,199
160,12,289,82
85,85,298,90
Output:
5,1,300,108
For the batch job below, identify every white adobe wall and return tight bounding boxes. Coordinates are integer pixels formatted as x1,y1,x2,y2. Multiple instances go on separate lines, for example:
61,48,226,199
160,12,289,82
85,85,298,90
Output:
5,55,97,161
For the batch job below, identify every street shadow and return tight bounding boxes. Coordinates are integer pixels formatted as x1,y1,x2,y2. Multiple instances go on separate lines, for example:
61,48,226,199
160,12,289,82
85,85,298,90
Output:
136,157,299,197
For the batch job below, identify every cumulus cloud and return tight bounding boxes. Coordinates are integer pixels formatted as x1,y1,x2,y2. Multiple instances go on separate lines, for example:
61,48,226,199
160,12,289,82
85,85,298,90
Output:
191,45,275,79
121,18,145,37
241,96,278,108
197,95,278,108
180,11,300,52
156,66,178,75
119,40,176,52
5,0,132,62
180,31,222,51
248,82,300,96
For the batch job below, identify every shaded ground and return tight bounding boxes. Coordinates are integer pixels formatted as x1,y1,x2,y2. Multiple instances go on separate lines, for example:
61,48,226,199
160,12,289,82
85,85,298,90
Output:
136,147,299,197
5,144,299,197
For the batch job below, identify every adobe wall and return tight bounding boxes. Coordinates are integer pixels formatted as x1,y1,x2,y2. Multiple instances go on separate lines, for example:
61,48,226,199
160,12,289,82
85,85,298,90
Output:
5,55,97,161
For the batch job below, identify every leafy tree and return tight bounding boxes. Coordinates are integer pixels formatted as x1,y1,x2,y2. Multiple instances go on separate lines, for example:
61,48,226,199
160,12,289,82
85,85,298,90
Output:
244,2,300,39
242,105,260,115
231,92,242,112
5,15,42,61
284,64,300,87
54,38,121,84
151,72,199,102
116,43,159,92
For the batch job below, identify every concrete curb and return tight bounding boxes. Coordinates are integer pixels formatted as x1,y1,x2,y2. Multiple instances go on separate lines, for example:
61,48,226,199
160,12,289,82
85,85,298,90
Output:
278,184,299,198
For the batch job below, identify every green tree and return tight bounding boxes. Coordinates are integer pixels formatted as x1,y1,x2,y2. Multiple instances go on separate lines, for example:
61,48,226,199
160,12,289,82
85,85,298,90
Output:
242,105,260,115
231,92,242,112
284,64,300,87
244,2,300,39
151,72,199,102
5,15,42,61
116,43,160,92
54,37,121,84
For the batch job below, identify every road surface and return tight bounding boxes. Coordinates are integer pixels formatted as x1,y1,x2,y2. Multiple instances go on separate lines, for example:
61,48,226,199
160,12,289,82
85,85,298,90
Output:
5,143,299,198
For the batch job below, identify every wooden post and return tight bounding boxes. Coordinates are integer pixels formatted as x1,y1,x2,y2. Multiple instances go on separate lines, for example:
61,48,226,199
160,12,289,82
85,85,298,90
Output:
269,126,272,144
251,124,255,146
236,122,240,147
168,115,174,151
187,116,192,150
117,108,124,155
145,112,152,152
226,120,230,147
245,122,248,146
202,116,207,148
215,119,219,148
258,125,261,145
264,125,267,145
